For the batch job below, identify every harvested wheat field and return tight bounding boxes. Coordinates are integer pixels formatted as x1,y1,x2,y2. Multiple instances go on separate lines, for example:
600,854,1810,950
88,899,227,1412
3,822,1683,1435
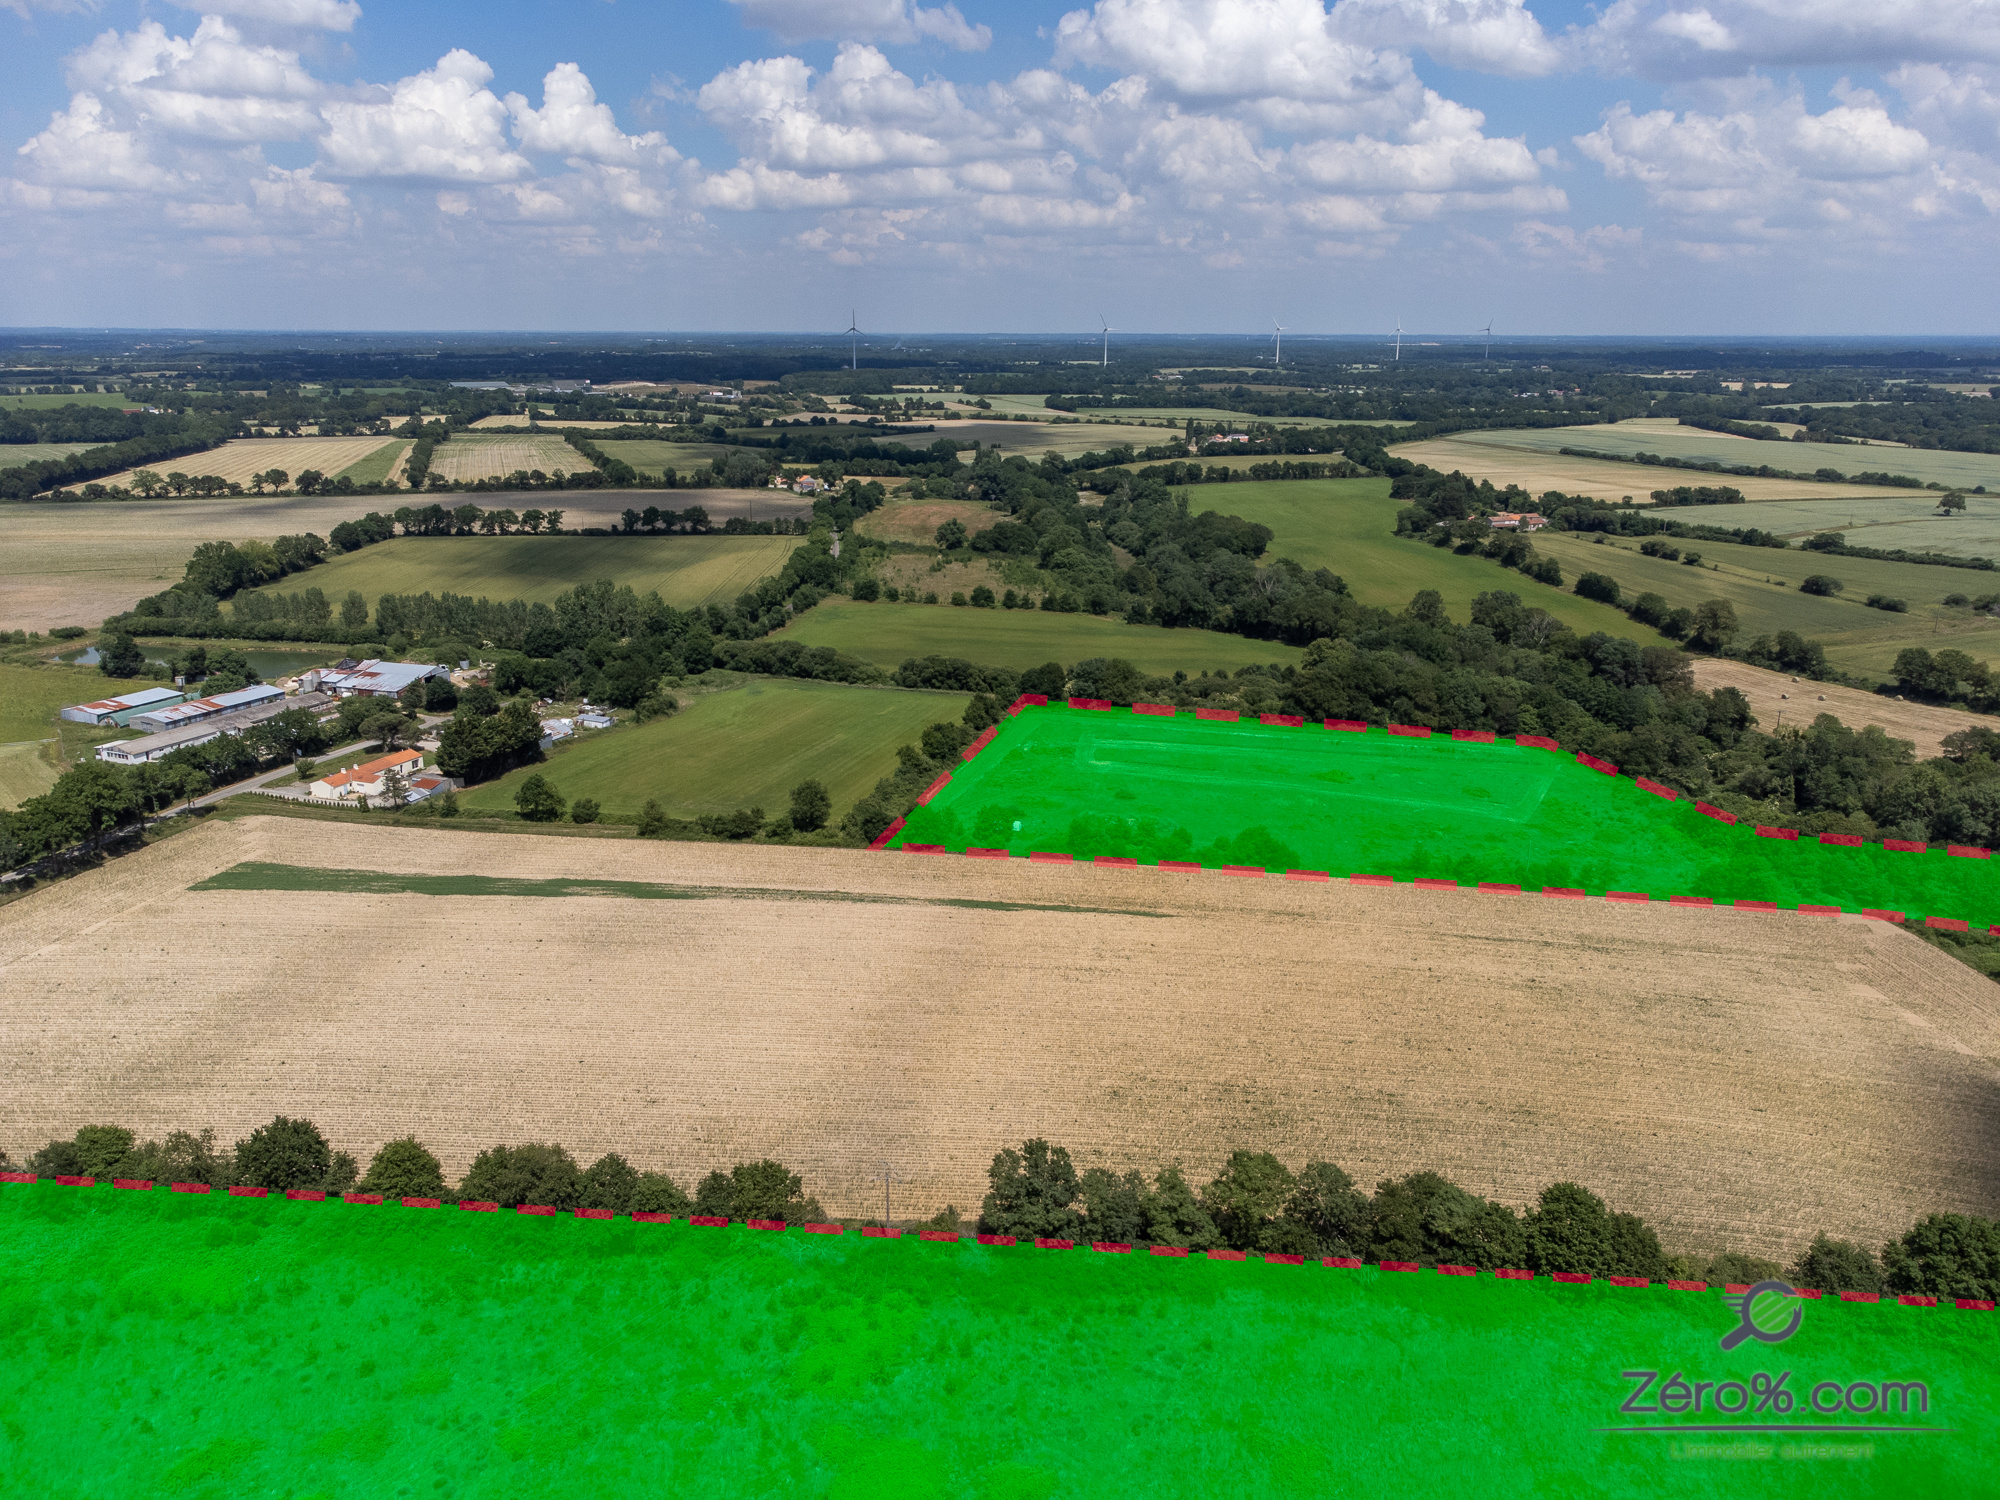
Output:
0,491,648,630
425,434,579,483
5,816,1997,1263
1692,657,1997,760
1391,432,1923,504
91,436,396,493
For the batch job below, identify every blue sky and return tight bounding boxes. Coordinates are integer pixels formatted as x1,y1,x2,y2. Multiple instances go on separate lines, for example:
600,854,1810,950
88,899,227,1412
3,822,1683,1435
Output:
2,0,1996,335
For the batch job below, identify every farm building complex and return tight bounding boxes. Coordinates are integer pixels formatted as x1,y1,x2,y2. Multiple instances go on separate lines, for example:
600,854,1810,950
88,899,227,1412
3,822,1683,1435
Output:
131,684,284,733
60,687,185,727
301,660,448,698
95,691,330,766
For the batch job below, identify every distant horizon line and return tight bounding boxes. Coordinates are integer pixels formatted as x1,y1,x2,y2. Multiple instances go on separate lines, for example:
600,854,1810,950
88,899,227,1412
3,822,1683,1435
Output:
3,328,1999,346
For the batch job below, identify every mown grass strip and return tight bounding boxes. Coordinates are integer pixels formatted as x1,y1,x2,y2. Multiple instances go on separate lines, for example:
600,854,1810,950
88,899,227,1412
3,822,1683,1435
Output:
190,860,1170,918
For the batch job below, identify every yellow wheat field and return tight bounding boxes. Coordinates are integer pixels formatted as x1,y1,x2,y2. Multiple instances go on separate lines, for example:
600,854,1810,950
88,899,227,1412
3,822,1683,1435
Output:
425,435,581,483
91,437,398,493
4,815,1996,1262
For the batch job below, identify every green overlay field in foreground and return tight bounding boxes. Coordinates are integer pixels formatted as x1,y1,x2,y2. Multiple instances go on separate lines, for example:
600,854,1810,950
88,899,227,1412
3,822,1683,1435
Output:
2,1182,1987,1498
892,705,2000,928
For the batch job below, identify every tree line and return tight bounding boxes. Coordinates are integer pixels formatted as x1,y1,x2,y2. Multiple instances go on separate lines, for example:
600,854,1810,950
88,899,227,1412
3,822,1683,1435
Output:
13,1121,1995,1301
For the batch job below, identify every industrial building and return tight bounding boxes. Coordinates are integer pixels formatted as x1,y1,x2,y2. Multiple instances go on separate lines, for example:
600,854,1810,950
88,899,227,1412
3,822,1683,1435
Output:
95,692,331,766
301,660,448,698
131,684,285,733
61,687,186,727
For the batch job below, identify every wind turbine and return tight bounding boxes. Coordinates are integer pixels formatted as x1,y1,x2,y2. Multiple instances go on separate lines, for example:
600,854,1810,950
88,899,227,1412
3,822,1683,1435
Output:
1099,315,1114,368
847,309,860,371
1393,320,1404,362
1476,318,1493,361
1272,320,1285,369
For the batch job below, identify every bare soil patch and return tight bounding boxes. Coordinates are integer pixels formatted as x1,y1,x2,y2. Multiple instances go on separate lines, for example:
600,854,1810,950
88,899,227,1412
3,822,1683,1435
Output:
4,816,1995,1262
1691,658,1995,759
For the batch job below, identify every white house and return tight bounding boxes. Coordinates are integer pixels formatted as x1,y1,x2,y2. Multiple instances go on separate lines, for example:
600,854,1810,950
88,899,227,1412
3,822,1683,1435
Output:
309,749,426,801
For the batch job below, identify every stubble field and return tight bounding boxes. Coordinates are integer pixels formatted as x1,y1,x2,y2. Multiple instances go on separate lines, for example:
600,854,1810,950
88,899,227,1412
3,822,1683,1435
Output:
424,434,580,483
90,436,398,492
1390,427,1942,503
1690,657,1999,760
0,492,669,630
4,814,1997,1264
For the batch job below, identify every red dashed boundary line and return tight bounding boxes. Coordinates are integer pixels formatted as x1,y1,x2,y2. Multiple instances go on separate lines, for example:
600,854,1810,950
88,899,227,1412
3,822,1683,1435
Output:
882,698,1995,930
1,1176,1986,1312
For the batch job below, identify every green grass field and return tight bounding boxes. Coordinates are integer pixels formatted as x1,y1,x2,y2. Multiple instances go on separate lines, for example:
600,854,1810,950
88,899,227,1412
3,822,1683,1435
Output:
895,704,2000,925
1457,422,2000,492
1193,478,1662,643
331,439,410,486
0,660,123,809
1670,495,2000,561
0,660,117,743
0,442,108,469
0,740,60,808
1531,532,2000,681
0,1180,1986,1498
227,536,796,615
0,391,134,409
459,677,970,822
592,441,739,477
774,599,1301,675
879,422,1181,459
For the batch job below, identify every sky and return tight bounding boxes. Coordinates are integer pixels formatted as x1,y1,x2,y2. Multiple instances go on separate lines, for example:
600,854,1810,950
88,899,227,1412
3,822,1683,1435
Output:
1,0,1996,336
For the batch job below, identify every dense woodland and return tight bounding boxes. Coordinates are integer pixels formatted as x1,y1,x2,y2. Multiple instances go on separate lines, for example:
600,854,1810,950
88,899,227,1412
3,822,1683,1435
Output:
14,1119,1997,1300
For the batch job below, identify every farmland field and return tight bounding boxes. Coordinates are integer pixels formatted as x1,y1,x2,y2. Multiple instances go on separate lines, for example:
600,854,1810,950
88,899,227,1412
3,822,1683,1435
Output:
425,434,579,483
852,496,1000,545
0,390,135,409
4,814,1999,1262
1689,658,1999,759
897,701,2000,925
0,441,103,469
1188,477,1662,642
772,598,1302,674
1529,529,2000,680
460,676,970,821
0,659,121,743
229,535,796,615
0,660,123,808
1669,493,2000,560
592,440,740,476
331,438,410,486
1393,421,2000,501
1,1185,1988,1500
89,435,397,492
877,419,1183,458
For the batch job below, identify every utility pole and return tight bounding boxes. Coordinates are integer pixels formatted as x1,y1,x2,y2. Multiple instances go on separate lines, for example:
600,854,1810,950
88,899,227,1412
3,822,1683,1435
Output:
873,1160,906,1231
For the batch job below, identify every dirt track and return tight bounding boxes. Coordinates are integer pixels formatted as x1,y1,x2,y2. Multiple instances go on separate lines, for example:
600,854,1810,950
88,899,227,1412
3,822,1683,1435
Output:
3,816,1996,1261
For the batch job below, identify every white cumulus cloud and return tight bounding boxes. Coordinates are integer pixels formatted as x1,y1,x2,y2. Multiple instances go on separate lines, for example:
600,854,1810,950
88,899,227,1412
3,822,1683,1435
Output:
317,49,531,182
166,0,362,32
730,0,991,51
506,62,677,167
1573,0,2000,79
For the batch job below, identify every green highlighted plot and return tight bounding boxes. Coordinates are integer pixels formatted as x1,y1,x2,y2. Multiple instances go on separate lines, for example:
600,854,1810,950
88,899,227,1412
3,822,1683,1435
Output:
1,1181,1988,1497
891,706,2000,927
